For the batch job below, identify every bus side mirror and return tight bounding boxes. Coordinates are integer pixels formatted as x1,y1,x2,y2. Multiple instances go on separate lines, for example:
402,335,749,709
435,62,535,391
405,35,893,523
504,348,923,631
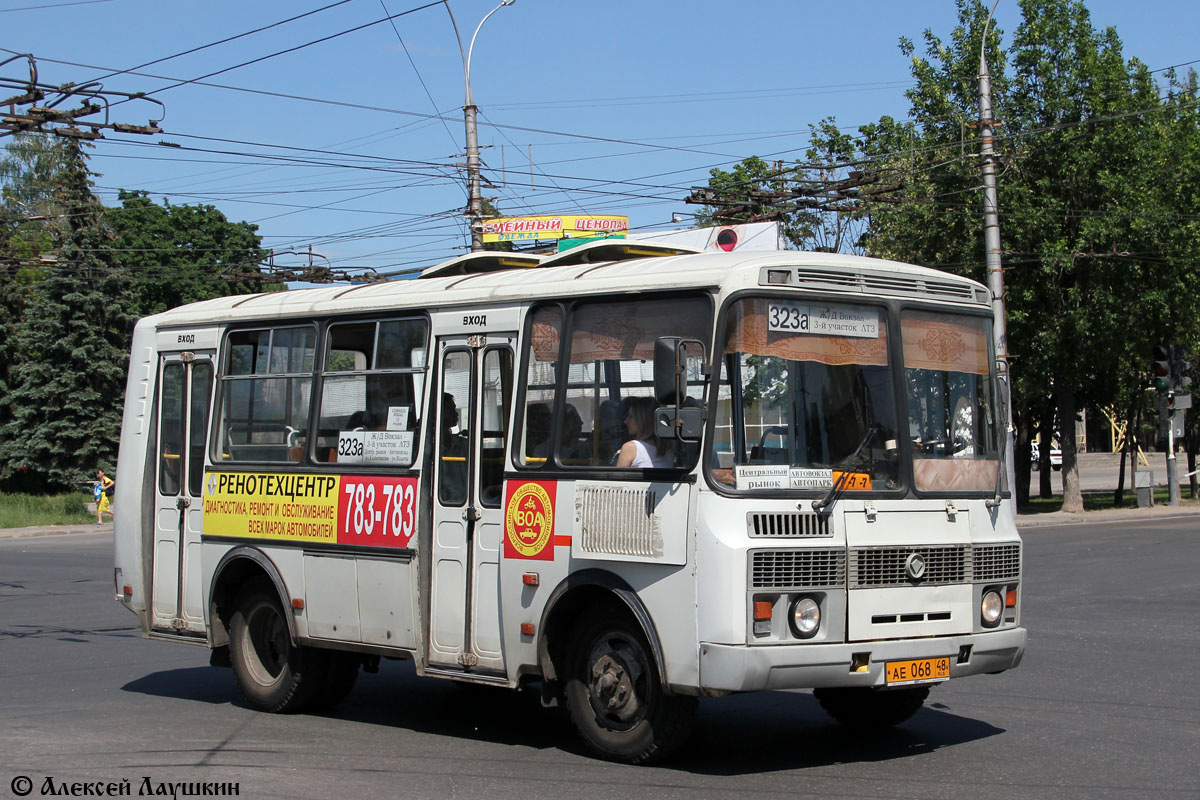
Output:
654,337,684,405
654,337,706,442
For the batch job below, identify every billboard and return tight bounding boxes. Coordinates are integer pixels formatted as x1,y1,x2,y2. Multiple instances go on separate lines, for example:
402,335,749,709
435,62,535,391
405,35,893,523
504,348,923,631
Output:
481,215,628,243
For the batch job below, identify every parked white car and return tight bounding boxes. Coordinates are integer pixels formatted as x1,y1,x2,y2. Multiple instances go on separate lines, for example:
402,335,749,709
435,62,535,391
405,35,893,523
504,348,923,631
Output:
1031,441,1062,470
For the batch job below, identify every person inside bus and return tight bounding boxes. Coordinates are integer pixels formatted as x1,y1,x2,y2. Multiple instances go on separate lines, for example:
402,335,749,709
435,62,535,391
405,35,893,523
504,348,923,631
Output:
616,396,674,469
439,393,468,504
597,398,628,464
524,402,551,460
346,410,381,431
534,403,589,464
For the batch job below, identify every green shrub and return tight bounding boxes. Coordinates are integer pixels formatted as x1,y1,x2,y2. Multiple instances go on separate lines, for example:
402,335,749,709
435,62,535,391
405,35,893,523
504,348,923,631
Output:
0,492,96,528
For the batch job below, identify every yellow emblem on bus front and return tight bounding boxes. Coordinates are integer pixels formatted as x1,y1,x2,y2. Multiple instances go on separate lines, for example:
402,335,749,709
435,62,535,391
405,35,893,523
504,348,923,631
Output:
504,480,555,560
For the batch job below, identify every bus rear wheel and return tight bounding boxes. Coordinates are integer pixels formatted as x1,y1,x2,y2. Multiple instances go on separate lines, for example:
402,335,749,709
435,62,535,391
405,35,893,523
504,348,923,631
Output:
814,685,930,729
563,612,696,764
229,581,323,713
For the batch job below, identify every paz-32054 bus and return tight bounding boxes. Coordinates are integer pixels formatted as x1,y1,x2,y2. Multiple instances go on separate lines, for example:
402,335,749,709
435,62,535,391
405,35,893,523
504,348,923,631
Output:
113,243,1025,764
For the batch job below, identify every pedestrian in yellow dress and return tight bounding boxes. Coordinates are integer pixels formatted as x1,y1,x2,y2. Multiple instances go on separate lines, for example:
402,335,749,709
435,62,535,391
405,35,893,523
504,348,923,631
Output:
95,469,114,525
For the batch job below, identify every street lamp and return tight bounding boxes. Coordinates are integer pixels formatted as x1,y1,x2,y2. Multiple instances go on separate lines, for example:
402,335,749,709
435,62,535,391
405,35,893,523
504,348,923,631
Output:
445,0,515,251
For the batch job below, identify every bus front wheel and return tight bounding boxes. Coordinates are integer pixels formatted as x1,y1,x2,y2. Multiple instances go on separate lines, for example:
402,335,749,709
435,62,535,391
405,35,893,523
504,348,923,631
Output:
813,685,930,729
563,611,696,764
229,581,323,713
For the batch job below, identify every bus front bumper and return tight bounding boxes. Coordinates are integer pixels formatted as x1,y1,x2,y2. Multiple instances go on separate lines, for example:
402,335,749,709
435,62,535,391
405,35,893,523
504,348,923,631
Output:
698,627,1026,692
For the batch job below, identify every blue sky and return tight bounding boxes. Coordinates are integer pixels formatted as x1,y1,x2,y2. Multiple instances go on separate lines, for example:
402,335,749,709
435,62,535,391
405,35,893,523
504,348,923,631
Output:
3,0,1197,278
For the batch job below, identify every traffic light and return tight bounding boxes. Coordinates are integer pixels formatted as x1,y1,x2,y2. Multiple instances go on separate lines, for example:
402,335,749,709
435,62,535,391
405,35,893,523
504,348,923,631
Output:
1171,345,1192,392
1152,344,1171,391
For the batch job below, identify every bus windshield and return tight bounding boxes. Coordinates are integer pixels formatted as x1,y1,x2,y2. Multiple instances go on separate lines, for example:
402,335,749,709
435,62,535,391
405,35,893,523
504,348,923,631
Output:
709,298,1001,494
901,309,1000,492
710,297,900,492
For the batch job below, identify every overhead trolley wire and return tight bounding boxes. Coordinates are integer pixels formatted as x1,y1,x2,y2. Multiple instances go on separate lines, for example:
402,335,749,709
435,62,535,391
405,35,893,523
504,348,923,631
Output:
115,1,446,103
82,0,359,86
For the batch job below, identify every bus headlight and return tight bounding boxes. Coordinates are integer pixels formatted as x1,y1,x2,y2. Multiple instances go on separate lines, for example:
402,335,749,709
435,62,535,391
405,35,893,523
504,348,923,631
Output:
788,596,821,639
981,589,1004,627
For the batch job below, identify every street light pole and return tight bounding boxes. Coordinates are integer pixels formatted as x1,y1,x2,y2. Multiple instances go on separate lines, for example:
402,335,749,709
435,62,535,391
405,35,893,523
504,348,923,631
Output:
445,0,515,252
979,1,1017,501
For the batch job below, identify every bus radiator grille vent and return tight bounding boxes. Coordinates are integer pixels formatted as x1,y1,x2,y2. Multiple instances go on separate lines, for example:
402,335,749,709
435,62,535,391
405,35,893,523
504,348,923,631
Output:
972,543,1021,582
851,546,968,587
575,485,663,559
747,512,831,538
790,270,976,302
750,549,846,589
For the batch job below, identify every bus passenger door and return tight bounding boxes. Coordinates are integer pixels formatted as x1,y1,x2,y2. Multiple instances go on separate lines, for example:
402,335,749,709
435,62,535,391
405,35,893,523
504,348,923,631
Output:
150,353,214,636
428,335,514,674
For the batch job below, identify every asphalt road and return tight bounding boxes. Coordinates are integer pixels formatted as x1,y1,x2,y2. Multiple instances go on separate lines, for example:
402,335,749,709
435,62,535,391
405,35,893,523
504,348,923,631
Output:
1,522,1197,800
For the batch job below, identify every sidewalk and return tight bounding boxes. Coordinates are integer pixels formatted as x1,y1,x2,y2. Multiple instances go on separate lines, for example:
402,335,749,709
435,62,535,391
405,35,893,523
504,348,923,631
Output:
0,521,112,539
1014,503,1200,528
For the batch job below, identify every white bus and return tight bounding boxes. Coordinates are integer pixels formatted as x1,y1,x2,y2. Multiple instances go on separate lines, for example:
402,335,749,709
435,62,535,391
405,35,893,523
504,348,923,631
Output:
113,242,1025,764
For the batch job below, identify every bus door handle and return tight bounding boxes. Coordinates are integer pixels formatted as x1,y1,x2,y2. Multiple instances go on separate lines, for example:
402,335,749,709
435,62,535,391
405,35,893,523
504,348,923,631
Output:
176,496,191,511
463,506,481,522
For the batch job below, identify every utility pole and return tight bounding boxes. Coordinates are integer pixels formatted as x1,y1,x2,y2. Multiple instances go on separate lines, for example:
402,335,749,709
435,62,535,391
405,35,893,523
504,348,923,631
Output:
446,0,515,252
979,1,1016,499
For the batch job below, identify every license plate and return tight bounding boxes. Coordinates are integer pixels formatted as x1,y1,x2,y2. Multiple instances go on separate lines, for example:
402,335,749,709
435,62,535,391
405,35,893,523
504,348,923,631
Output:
885,656,951,686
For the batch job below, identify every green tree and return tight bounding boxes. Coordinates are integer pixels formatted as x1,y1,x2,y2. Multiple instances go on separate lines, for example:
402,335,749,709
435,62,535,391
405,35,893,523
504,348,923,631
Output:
107,190,270,317
855,0,1200,510
0,143,132,492
1,134,69,449
0,133,70,220
694,0,1200,511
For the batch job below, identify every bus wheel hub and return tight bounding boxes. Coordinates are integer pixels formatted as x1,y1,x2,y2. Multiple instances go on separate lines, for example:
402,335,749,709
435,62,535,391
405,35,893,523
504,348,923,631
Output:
591,655,638,719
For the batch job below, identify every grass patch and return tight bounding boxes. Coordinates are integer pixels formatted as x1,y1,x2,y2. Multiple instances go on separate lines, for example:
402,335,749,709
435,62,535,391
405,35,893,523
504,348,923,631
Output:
1019,487,1200,514
0,492,95,528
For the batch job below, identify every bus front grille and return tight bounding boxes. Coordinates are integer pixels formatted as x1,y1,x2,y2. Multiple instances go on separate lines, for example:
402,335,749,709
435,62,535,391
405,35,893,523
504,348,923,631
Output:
850,546,968,587
750,548,846,589
973,543,1021,582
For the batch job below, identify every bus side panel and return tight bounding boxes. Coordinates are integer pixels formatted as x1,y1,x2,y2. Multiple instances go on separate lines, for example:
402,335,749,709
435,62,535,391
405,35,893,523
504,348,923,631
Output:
114,319,162,630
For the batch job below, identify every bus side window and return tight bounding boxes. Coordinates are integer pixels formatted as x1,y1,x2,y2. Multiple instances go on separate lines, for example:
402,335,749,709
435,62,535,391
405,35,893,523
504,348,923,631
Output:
215,326,314,464
316,318,427,466
517,305,562,468
480,347,513,507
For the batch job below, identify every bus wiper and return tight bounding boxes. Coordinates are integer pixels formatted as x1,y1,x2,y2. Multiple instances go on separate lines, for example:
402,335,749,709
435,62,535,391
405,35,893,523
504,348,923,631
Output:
812,425,878,514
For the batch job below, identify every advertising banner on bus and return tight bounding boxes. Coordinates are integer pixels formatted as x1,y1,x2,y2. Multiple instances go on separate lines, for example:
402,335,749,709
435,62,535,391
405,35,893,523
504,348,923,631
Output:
202,470,417,549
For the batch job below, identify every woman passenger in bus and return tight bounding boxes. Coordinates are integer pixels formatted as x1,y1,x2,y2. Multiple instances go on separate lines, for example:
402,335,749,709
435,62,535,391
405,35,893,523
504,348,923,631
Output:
616,396,673,469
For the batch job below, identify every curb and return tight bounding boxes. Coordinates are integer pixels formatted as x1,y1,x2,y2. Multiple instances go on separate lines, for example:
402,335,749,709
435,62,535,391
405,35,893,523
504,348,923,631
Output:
1015,506,1200,528
0,523,112,540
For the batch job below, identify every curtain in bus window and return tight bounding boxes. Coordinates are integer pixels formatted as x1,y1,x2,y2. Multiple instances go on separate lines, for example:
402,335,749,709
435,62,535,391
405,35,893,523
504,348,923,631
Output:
901,313,990,375
723,298,888,366
569,298,709,364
